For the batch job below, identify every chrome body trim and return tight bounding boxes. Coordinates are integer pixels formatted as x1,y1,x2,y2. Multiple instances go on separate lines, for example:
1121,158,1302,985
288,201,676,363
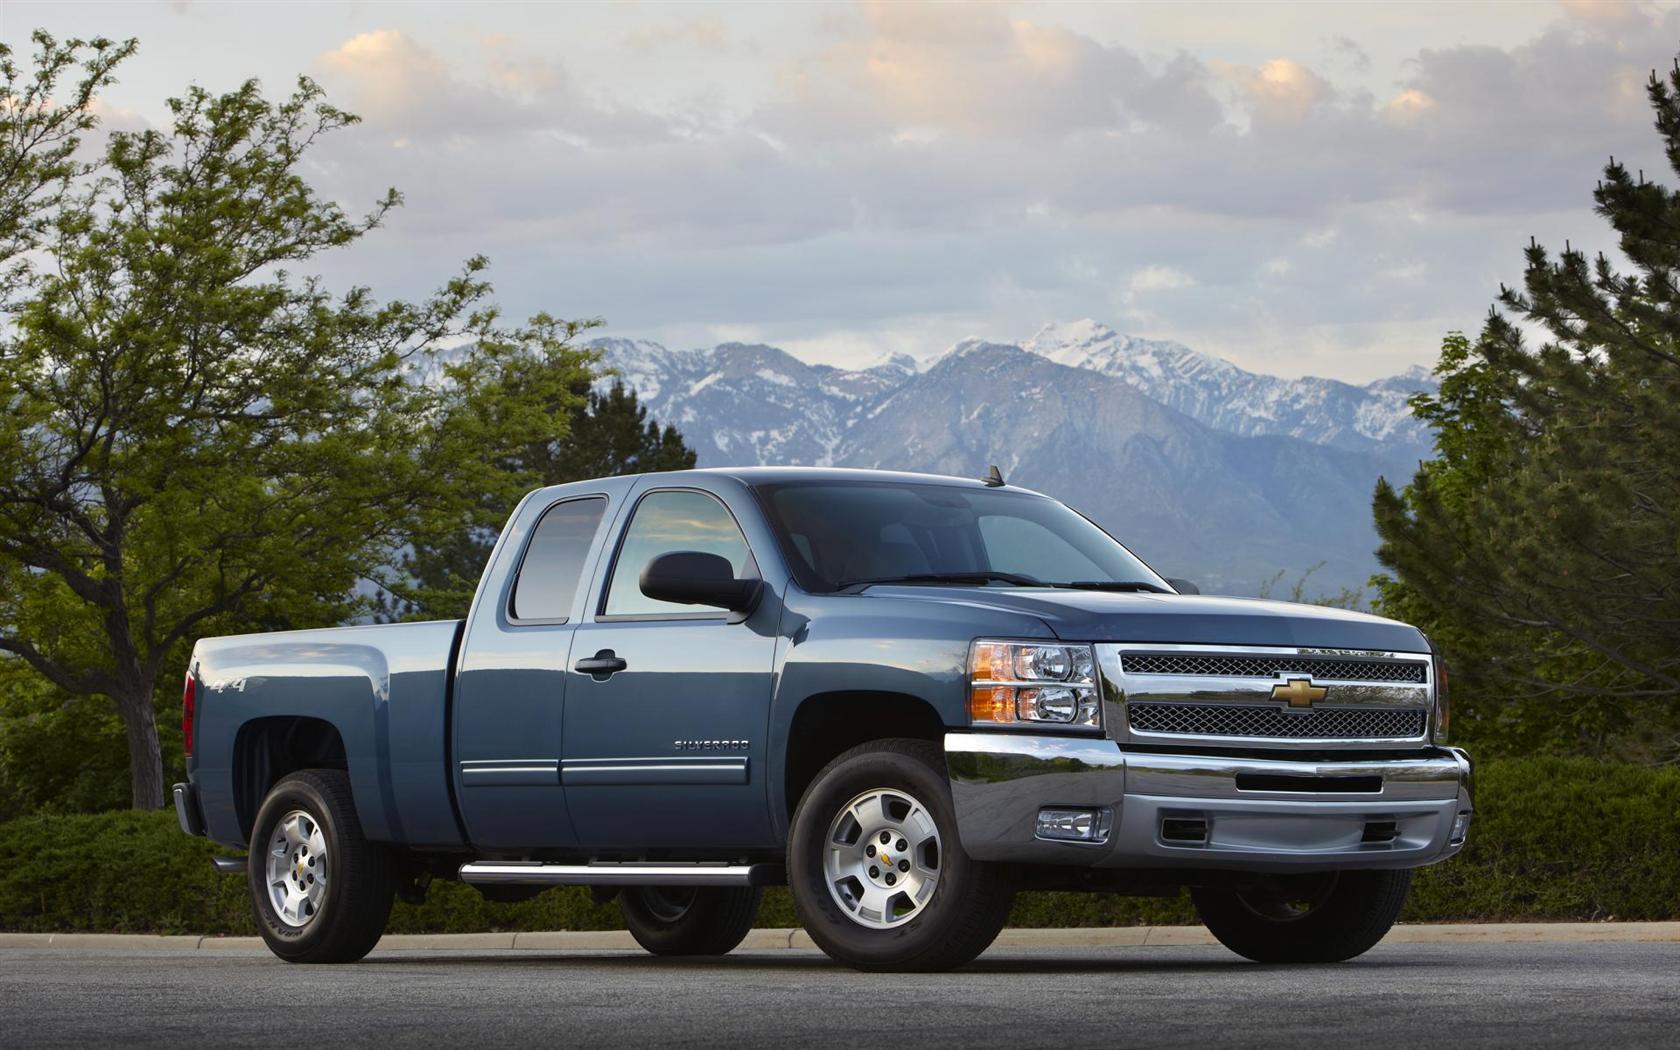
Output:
945,730,1470,873
1098,642,1435,752
459,759,560,787
559,756,750,786
458,861,777,887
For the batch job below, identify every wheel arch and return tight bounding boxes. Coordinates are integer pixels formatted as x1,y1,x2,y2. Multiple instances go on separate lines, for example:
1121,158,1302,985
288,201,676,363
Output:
231,715,352,842
777,690,950,835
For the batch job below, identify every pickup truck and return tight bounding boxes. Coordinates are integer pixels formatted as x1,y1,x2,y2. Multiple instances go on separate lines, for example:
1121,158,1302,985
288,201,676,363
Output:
174,466,1471,971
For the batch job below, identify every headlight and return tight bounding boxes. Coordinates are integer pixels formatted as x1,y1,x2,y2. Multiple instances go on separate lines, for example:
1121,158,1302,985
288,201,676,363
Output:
969,640,1101,729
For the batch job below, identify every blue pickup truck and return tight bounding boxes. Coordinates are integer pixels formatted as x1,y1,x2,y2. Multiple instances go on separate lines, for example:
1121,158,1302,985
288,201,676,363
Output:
174,467,1471,971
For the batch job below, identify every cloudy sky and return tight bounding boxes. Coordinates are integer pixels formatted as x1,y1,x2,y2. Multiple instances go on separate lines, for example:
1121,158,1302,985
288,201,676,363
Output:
9,0,1680,381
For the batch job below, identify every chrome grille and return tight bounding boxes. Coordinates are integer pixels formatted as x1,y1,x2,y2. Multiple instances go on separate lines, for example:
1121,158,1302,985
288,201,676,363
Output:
1127,703,1427,740
1121,653,1426,684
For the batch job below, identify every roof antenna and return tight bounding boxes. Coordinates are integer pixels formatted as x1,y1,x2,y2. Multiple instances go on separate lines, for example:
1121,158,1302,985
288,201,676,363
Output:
983,464,1005,487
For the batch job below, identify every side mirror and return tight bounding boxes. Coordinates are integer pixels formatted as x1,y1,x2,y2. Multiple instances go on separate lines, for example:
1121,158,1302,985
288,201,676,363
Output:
640,551,761,612
1165,577,1200,595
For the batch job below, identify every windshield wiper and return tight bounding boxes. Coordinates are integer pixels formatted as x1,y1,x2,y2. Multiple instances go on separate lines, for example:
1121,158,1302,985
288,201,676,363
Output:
835,571,1045,591
1052,580,1171,594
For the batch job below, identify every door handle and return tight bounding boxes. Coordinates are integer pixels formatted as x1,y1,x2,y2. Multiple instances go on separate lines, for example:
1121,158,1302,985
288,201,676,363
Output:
575,649,628,680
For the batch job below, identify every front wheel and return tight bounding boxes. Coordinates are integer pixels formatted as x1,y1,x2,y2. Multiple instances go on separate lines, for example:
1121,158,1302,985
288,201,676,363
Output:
788,739,1014,972
619,886,763,955
248,769,395,964
1191,869,1411,963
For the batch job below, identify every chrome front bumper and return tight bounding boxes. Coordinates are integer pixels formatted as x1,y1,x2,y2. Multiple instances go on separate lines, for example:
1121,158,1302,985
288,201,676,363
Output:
945,731,1472,873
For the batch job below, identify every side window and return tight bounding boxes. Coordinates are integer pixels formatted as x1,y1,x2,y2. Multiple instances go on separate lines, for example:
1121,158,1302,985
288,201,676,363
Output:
509,497,608,622
604,490,756,617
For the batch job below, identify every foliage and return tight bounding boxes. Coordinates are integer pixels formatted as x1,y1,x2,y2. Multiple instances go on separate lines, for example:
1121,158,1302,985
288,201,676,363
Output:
1256,561,1368,610
384,380,697,622
2,758,1675,934
0,32,137,306
1373,66,1680,761
0,51,598,808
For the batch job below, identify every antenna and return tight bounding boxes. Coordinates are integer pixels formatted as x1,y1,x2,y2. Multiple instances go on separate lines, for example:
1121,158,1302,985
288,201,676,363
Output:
983,464,1005,487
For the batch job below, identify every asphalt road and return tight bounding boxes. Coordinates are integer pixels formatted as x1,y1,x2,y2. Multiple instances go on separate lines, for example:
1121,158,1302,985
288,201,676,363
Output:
2,942,1677,1049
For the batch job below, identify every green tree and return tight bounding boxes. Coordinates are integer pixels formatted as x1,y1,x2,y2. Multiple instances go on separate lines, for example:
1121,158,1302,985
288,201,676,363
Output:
386,379,697,621
0,44,596,808
1373,66,1680,759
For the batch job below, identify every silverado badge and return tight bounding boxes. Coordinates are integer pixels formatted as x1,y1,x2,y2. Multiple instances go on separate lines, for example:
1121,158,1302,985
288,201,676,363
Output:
1272,676,1328,709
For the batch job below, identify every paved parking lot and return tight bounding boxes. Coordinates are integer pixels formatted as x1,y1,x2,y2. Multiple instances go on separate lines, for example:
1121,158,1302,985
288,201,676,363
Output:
2,940,1678,1048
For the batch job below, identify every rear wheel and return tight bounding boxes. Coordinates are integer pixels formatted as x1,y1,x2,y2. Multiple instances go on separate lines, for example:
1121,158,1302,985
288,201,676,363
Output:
619,886,763,956
788,739,1014,972
1191,869,1411,963
249,769,395,963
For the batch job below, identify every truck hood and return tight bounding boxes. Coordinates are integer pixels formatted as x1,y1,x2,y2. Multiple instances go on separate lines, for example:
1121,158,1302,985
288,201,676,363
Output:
859,587,1427,652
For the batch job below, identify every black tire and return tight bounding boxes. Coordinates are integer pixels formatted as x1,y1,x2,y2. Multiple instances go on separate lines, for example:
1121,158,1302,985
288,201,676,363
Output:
788,738,1014,972
619,886,763,956
248,769,395,964
1191,869,1411,963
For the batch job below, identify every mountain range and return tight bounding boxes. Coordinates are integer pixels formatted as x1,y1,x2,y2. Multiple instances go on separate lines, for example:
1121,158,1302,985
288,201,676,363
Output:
588,321,1436,597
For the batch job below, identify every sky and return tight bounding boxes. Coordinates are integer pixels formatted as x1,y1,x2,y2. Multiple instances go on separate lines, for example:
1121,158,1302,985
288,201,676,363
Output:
6,0,1680,382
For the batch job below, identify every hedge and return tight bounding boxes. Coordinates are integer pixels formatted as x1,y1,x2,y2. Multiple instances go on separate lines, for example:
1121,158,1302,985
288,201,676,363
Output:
2,757,1676,935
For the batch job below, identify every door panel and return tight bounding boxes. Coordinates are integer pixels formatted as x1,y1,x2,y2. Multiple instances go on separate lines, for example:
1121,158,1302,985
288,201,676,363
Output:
453,494,614,850
561,486,779,852
562,617,778,849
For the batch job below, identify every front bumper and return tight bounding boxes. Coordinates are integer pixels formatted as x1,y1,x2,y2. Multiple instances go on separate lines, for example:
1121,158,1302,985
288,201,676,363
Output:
945,731,1472,873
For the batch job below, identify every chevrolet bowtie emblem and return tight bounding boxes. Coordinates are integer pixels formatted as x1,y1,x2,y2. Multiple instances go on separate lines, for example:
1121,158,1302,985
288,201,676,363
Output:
1272,676,1328,708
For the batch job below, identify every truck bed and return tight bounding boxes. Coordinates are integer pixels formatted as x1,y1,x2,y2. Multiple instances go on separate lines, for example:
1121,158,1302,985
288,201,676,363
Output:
189,619,465,849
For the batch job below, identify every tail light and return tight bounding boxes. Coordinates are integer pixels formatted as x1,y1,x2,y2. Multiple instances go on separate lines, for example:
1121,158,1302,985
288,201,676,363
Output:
182,672,197,758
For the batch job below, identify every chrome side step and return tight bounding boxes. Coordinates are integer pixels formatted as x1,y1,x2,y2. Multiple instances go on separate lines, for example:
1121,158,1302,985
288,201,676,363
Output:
458,861,781,887
210,856,246,874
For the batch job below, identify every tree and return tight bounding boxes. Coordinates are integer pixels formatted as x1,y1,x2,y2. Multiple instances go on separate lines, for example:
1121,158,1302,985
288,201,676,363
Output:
387,380,698,621
0,46,597,807
0,33,136,305
1373,65,1680,759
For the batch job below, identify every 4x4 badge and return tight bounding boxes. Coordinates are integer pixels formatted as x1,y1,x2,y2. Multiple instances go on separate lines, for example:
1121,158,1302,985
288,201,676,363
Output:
1271,677,1328,708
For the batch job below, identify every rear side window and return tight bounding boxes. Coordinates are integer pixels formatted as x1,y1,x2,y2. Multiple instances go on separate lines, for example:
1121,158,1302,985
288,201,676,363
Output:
510,497,607,621
603,490,756,617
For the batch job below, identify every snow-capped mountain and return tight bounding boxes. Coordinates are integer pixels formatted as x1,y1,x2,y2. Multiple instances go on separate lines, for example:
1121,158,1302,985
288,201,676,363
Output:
590,325,1436,597
1019,320,1434,456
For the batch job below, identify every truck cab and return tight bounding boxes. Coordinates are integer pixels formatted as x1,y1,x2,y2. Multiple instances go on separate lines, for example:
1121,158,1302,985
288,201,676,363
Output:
175,467,1470,970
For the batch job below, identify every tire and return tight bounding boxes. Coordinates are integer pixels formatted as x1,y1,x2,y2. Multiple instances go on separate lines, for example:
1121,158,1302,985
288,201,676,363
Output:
1191,869,1412,963
787,738,1014,972
248,769,395,964
619,886,763,956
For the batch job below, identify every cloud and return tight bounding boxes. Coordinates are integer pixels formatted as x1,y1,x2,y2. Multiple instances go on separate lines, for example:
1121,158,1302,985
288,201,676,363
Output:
625,16,733,52
1217,58,1333,124
277,3,1680,383
1560,0,1654,28
759,1,1220,141
315,29,671,147
1127,264,1196,297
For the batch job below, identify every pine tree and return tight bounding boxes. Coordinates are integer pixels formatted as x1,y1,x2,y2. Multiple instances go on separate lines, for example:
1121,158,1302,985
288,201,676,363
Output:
388,380,697,621
1373,64,1680,759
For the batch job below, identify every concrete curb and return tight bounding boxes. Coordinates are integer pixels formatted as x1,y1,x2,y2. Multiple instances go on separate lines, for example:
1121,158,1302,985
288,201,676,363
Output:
2,922,1677,952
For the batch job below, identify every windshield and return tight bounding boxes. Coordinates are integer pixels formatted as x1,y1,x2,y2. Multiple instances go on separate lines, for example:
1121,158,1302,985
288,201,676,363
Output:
752,480,1169,592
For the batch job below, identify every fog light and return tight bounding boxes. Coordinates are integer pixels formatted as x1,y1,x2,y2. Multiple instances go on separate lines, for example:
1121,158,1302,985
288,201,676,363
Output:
1449,810,1472,846
1036,807,1111,844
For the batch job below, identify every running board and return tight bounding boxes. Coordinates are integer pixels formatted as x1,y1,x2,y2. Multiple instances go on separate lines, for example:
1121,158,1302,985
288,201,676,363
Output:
210,856,246,874
458,861,782,887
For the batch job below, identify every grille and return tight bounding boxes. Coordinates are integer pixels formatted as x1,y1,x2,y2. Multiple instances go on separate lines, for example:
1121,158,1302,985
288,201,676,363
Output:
1127,702,1427,740
1121,652,1426,684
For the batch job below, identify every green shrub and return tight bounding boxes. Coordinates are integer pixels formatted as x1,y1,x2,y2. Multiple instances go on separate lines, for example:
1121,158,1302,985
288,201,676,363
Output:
1,757,1675,934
